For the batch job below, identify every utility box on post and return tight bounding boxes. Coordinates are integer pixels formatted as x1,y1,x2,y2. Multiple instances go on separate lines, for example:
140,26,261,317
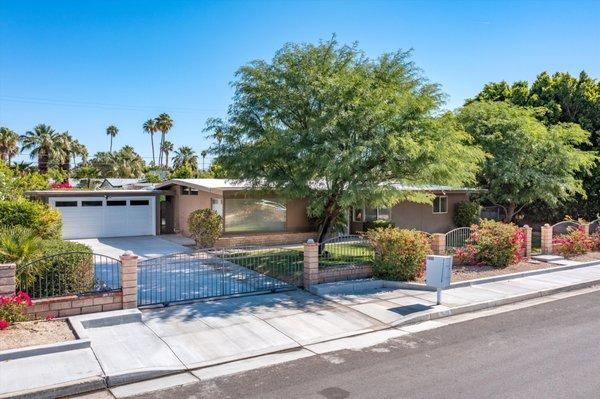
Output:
425,255,453,304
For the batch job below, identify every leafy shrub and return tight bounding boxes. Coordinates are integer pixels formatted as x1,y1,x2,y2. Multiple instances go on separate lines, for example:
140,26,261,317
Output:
0,199,62,238
364,219,395,231
553,227,594,257
366,227,431,281
18,240,94,298
0,291,32,328
456,220,524,267
453,201,480,227
0,226,44,285
188,209,223,248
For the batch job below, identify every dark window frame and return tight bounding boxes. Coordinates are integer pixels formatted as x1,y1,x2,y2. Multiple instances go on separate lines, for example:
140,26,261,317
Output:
82,200,103,207
55,201,78,207
130,199,150,206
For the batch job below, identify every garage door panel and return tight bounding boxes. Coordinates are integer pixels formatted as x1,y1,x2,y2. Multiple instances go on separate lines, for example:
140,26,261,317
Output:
50,196,155,239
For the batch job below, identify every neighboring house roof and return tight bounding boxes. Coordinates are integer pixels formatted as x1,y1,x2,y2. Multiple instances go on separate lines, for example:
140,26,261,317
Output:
100,178,144,188
156,178,483,195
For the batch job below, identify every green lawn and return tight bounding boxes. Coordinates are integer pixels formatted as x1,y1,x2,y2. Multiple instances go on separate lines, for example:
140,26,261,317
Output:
222,242,374,285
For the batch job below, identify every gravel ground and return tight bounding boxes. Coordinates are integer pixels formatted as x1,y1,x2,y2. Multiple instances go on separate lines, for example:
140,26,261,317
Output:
416,251,600,283
0,320,75,351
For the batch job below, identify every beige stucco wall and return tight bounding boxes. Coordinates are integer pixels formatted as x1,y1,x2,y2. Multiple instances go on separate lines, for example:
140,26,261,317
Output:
391,193,468,233
172,187,222,235
172,188,313,236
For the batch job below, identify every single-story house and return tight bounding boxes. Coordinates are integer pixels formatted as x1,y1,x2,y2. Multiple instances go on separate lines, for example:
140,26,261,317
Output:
26,179,480,243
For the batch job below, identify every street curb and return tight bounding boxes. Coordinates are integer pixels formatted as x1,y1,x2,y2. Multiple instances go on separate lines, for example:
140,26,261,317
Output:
0,377,106,399
391,277,600,328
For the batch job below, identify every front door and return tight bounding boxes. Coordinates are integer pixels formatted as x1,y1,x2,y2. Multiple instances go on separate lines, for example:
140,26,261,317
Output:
160,196,175,234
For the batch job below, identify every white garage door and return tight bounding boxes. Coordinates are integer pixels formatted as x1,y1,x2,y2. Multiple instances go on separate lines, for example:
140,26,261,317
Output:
49,196,156,239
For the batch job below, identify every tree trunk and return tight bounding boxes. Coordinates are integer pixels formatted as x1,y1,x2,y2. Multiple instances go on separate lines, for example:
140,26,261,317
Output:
151,134,155,166
165,152,169,169
39,153,48,173
158,133,165,166
110,136,113,153
505,203,517,223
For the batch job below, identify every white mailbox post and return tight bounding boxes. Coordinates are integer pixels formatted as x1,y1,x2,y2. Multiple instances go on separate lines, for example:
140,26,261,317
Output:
425,255,453,305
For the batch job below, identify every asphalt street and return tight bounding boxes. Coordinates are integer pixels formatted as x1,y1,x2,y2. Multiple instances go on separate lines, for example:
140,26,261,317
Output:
132,290,600,399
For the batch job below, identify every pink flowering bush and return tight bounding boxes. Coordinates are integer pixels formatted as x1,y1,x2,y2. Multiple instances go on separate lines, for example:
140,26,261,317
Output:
456,220,525,268
0,291,32,329
553,227,594,257
366,227,431,281
50,181,73,189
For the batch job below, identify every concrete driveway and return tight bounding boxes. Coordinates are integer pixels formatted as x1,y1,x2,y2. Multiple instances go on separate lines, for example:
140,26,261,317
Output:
71,236,192,260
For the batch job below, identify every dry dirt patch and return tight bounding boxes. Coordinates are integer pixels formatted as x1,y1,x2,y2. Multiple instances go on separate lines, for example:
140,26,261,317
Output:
0,320,76,351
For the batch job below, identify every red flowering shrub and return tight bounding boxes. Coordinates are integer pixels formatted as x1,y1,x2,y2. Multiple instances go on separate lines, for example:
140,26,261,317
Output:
50,181,73,189
0,319,8,330
0,291,32,328
458,220,525,268
45,314,55,321
553,227,594,257
366,227,431,281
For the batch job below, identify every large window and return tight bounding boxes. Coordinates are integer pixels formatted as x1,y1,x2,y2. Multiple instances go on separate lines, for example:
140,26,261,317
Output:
353,206,391,222
433,196,448,214
224,198,286,233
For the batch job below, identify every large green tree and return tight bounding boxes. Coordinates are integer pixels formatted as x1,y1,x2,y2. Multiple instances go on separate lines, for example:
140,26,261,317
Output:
469,71,600,219
458,102,597,222
206,38,484,243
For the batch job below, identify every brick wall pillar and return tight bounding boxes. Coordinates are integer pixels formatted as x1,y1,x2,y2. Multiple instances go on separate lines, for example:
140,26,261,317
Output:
582,223,591,236
431,233,446,255
120,251,138,309
522,225,532,259
303,241,319,289
0,263,16,297
541,224,553,255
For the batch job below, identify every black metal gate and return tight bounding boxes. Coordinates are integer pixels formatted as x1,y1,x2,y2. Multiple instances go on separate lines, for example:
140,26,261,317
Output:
137,245,303,307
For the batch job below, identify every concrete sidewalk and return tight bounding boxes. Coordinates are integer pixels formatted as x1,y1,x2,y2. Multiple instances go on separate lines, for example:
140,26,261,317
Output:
318,261,600,326
4,260,600,398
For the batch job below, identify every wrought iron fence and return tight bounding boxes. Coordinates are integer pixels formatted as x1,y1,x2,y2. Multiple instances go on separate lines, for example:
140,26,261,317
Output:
551,220,581,236
318,235,374,268
445,227,471,249
137,245,303,307
16,252,121,299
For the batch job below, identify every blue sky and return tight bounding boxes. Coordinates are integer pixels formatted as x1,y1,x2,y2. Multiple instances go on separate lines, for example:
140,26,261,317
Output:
1,0,599,165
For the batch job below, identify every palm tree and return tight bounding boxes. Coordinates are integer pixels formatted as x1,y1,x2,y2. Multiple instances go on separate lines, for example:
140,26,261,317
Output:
0,127,19,165
21,124,58,172
161,140,174,169
143,119,158,165
106,125,118,152
72,165,101,188
54,132,76,171
155,113,173,167
89,146,145,178
173,146,198,171
71,139,88,167
200,150,208,170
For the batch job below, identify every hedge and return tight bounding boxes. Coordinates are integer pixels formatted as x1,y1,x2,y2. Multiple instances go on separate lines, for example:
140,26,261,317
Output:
19,240,95,298
0,199,62,239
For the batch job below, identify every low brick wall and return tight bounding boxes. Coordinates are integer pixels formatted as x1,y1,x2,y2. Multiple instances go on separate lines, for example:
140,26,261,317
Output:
216,231,317,248
318,264,373,284
27,291,123,319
